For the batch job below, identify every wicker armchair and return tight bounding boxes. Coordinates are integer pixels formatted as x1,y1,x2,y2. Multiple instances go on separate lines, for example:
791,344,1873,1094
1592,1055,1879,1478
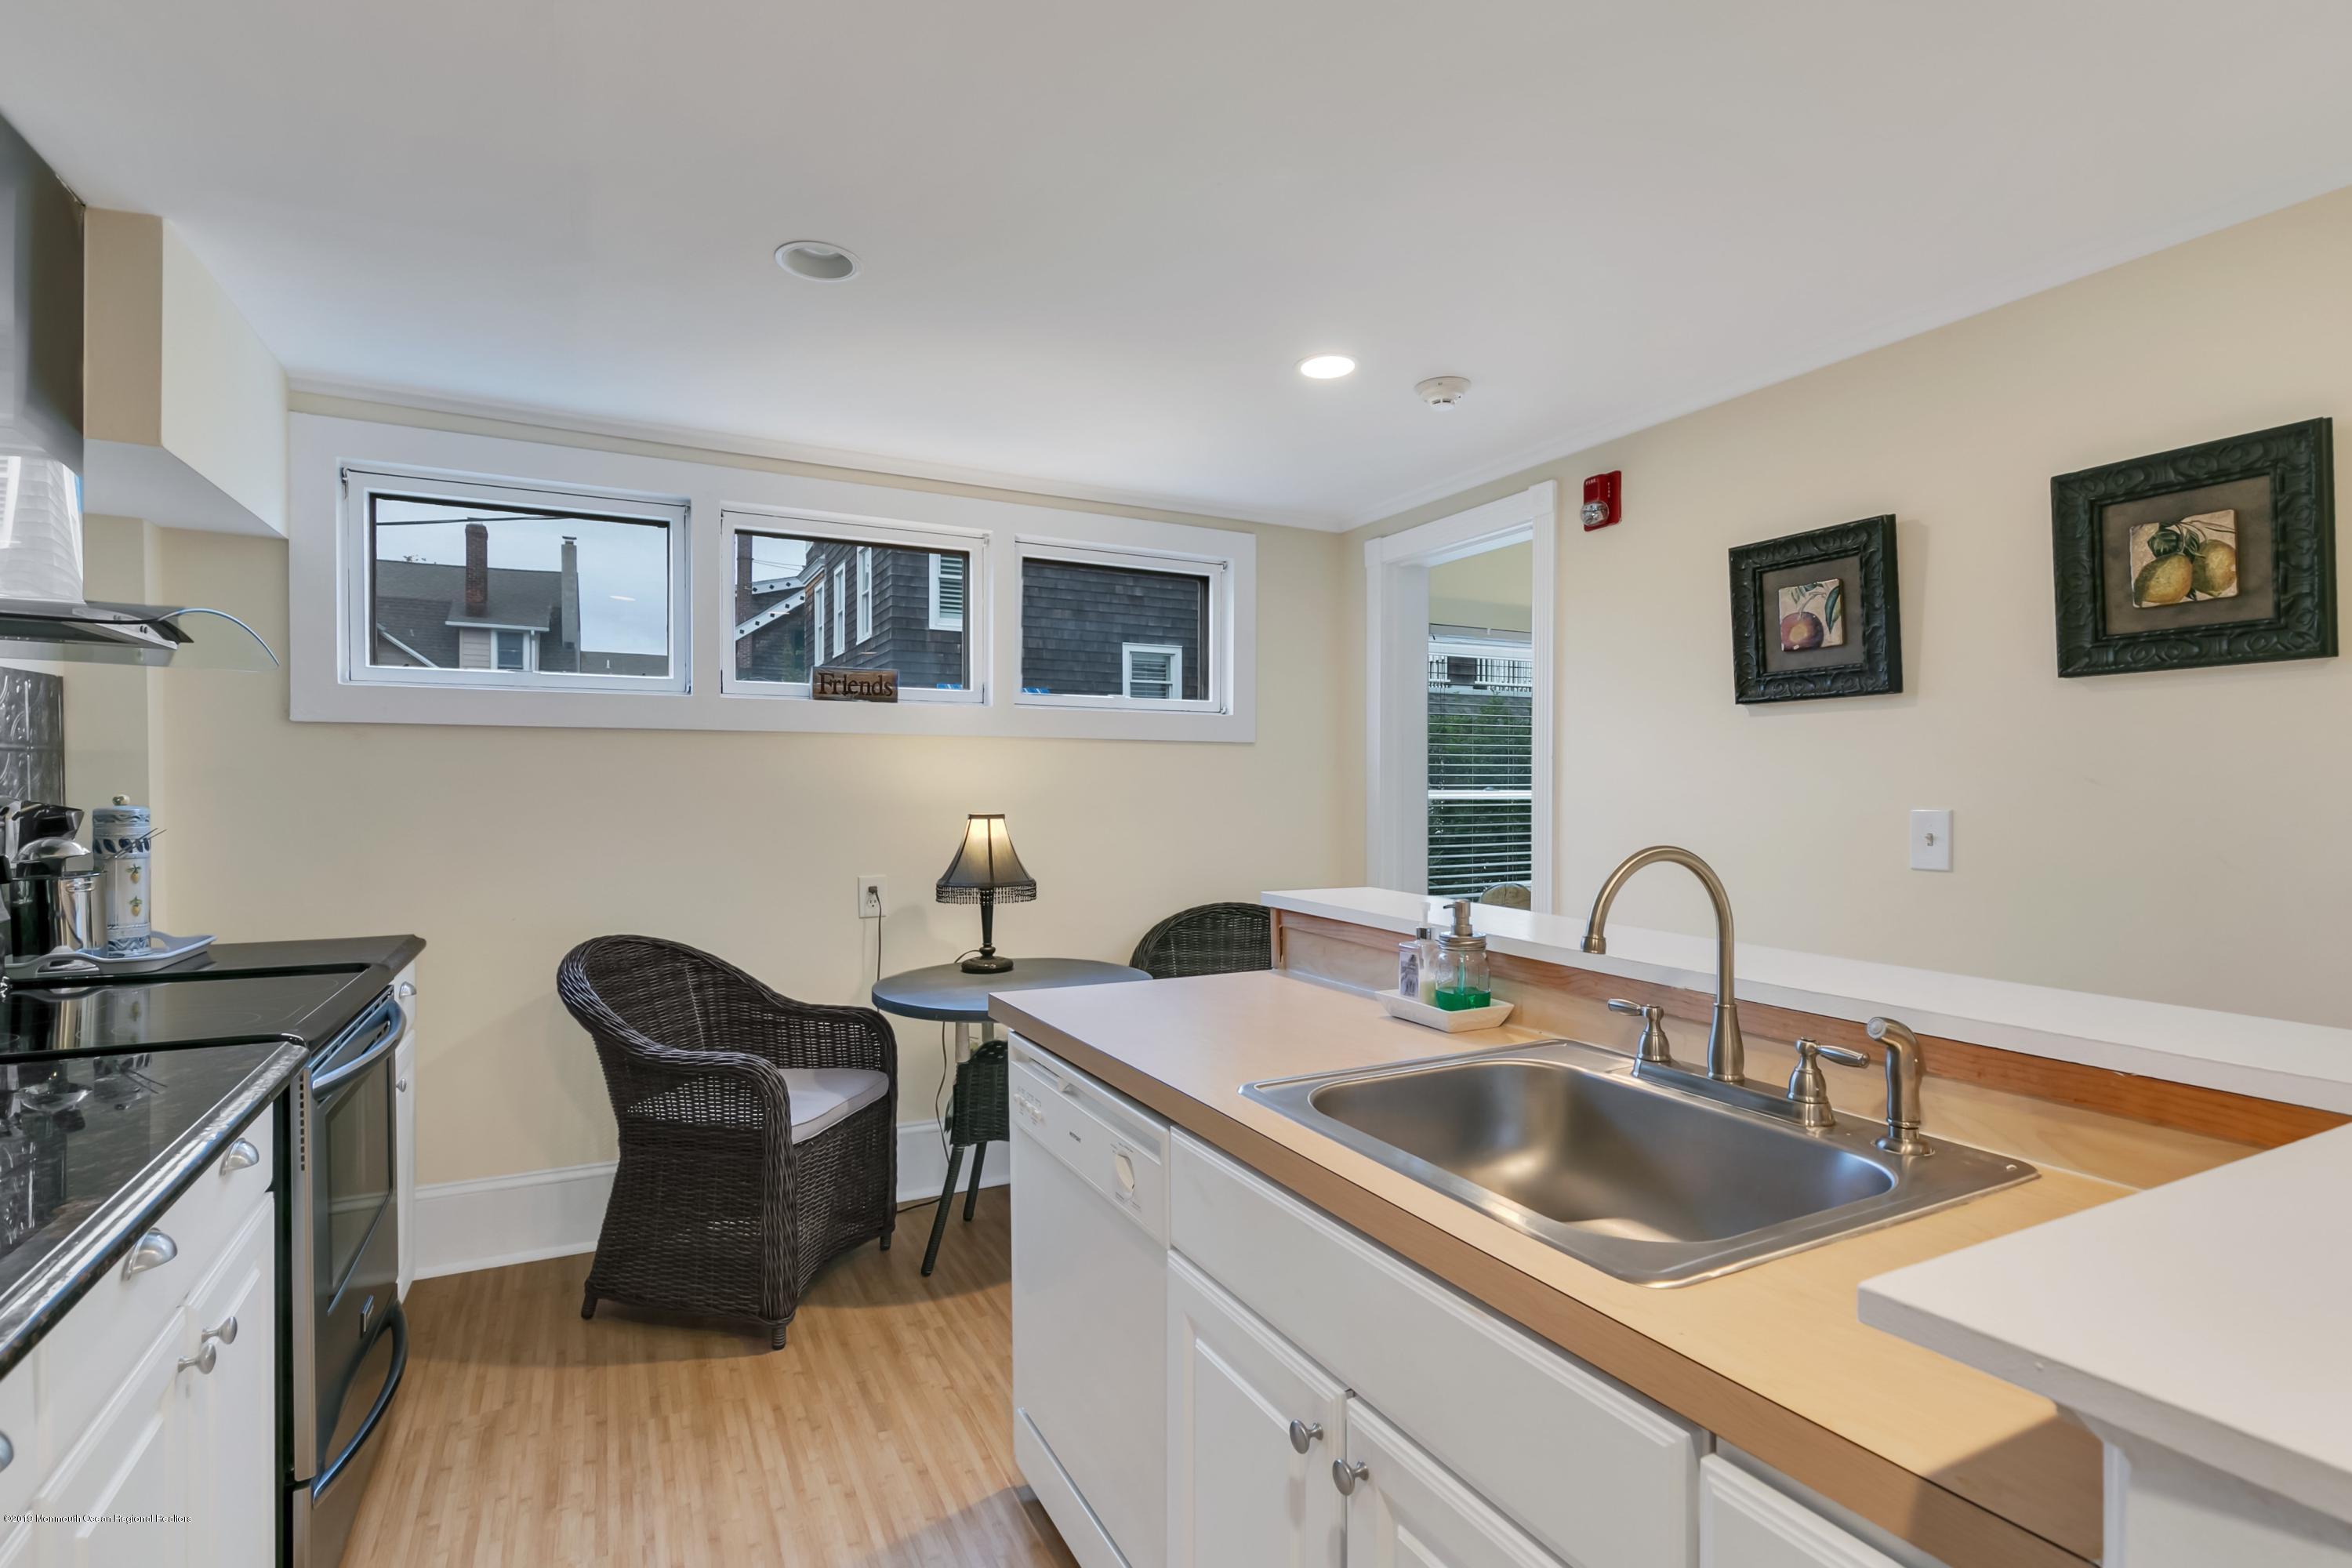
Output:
557,935,898,1348
1129,902,1274,980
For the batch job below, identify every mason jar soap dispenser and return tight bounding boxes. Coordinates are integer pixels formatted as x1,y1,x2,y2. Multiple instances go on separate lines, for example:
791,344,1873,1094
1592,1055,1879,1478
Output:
1433,899,1492,1011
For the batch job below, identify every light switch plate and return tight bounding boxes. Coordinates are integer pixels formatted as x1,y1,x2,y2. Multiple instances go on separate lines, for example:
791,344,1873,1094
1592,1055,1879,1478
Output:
1909,810,1952,872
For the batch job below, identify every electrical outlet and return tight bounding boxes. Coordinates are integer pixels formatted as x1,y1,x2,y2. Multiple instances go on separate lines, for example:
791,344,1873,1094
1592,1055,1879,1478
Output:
1909,810,1952,872
855,875,886,918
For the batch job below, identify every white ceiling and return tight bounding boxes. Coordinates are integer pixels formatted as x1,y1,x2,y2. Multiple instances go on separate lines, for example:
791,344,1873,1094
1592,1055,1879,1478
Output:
8,2,2352,530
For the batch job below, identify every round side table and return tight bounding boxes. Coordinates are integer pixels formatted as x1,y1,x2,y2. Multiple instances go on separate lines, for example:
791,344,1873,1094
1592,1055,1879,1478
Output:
871,957,1148,1274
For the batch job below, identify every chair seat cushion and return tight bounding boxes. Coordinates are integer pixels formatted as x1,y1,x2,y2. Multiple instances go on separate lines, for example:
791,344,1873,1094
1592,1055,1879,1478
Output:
780,1067,889,1144
625,1065,887,1144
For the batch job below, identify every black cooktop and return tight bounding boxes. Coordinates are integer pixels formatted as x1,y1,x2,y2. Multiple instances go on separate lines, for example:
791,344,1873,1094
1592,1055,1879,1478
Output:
0,968,372,1060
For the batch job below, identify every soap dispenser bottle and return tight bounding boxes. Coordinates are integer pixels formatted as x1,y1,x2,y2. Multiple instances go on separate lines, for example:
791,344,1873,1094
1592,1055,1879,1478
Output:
1432,899,1491,1011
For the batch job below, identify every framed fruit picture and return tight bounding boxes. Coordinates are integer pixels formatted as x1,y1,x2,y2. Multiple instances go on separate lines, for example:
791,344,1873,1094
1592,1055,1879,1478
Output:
1728,514,1902,703
2052,419,2336,677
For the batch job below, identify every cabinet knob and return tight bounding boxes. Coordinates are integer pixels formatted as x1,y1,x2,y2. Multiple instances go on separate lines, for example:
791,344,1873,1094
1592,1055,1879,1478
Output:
396,982,416,1000
221,1138,260,1174
397,1080,410,1094
0,1431,13,1472
1331,1458,1369,1496
122,1229,176,1278
203,1314,238,1348
1287,1420,1323,1454
176,1341,217,1377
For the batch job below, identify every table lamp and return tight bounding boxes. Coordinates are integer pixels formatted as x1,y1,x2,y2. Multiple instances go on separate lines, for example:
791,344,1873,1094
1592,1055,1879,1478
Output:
936,812,1036,974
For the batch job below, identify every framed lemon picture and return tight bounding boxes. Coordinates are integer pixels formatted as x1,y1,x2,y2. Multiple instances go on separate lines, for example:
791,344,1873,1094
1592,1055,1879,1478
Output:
2053,419,2336,677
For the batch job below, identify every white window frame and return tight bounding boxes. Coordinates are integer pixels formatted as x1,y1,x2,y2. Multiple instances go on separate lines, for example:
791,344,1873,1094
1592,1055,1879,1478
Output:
811,575,824,660
1365,480,1556,911
720,507,987,706
338,465,690,696
1014,539,1230,715
291,412,1254,741
855,546,873,644
927,552,965,631
1120,642,1183,700
829,562,848,657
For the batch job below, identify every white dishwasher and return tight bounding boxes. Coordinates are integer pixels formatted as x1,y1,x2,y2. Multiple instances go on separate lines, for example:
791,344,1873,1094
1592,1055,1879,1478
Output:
1009,1035,1171,1568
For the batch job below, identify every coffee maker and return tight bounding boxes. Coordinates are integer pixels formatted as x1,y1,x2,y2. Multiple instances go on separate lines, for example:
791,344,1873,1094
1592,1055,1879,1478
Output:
0,803,97,980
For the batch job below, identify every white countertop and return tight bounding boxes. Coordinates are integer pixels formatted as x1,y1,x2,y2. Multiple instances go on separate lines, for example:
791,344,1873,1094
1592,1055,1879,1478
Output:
1857,1123,2352,1525
1263,887,2352,1112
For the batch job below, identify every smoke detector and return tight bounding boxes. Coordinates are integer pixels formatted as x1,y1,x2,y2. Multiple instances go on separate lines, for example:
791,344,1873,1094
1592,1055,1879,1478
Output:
1415,376,1472,409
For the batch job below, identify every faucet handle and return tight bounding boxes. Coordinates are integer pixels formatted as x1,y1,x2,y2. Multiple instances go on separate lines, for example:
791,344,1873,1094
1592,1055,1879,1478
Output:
1785,1038,1867,1130
1606,999,1673,1066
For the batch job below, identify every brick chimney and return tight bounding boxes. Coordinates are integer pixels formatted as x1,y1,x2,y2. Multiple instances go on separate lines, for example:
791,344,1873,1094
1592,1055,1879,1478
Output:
463,523,488,618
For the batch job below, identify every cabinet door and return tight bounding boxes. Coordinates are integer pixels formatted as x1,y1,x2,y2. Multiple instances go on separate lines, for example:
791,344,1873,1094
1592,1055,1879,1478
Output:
1168,1255,1346,1568
182,1205,276,1568
394,1030,417,1301
1341,1403,1565,1568
1699,1457,1921,1568
35,1313,192,1568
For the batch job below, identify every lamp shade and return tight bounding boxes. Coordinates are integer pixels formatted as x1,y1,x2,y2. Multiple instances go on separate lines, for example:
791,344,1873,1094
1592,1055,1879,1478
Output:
935,813,1036,904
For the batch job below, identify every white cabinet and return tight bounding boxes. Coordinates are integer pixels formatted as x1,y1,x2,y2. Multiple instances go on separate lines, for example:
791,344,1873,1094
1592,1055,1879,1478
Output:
38,1312,194,1568
1171,1132,1701,1568
1341,1403,1565,1568
1168,1254,1346,1568
394,970,417,1301
0,1116,280,1566
182,1203,276,1567
1700,1456,1940,1568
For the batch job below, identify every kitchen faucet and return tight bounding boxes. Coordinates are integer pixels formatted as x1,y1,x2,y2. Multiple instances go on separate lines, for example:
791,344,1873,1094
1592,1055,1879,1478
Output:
1582,846,1748,1083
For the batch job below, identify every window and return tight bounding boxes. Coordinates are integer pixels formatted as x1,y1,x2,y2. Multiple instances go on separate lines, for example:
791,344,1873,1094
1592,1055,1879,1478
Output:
1426,632,1533,898
929,553,965,631
1121,644,1181,699
345,468,688,694
855,547,873,643
1016,545,1220,710
728,516,979,700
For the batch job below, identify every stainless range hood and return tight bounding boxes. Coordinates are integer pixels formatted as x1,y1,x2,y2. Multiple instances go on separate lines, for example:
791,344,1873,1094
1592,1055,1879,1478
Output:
0,111,275,670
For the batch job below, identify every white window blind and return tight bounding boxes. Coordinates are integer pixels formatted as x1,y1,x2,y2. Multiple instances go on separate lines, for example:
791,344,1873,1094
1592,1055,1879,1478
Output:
855,546,873,643
929,553,966,630
1121,643,1182,701
1427,635,1533,898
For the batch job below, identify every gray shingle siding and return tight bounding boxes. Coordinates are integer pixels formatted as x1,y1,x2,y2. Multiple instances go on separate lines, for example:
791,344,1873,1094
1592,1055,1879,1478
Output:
733,538,967,688
1019,559,1207,699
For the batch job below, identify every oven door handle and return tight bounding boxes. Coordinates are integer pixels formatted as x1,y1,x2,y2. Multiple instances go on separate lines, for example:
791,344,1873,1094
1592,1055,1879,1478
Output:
311,1004,405,1097
311,1302,408,1501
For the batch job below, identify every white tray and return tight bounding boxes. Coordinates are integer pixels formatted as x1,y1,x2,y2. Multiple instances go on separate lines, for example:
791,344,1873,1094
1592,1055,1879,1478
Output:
1379,989,1515,1032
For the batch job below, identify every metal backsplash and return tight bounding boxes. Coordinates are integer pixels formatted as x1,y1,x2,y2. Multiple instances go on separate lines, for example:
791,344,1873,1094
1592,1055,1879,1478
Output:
0,671,65,804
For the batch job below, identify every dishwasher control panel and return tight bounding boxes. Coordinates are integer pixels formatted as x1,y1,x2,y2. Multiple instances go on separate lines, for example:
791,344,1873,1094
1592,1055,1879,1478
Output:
1009,1041,1171,1244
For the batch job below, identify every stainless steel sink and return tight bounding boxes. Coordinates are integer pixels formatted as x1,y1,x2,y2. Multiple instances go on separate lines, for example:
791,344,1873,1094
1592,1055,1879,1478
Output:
1243,1039,2034,1285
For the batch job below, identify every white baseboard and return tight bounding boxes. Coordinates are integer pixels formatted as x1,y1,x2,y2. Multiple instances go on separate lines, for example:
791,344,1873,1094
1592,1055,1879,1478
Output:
411,1120,1010,1280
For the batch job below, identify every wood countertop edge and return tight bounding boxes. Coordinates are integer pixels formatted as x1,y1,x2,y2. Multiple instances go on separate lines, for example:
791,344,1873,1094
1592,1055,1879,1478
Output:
993,994,2092,1568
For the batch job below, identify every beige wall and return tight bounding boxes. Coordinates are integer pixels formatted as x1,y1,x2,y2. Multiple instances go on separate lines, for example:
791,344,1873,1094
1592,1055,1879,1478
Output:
129,426,1350,1186
1428,541,1534,633
1346,186,2352,1030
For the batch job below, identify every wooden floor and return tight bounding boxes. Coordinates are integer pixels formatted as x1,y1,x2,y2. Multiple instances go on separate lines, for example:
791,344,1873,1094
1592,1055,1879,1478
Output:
344,1189,1079,1567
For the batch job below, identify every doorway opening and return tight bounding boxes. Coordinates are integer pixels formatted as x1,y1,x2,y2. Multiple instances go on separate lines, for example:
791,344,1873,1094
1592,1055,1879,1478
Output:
1364,482,1556,910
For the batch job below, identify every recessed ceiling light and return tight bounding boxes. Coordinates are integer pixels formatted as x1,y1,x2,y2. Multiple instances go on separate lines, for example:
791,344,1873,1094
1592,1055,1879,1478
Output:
1298,354,1356,380
775,241,860,282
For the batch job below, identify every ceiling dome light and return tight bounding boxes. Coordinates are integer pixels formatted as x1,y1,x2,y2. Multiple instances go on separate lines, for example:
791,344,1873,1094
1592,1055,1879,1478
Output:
1298,354,1356,380
775,241,860,282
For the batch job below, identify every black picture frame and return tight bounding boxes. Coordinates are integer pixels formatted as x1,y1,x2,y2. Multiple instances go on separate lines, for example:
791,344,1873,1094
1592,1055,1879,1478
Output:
2052,419,2336,677
1729,515,1902,703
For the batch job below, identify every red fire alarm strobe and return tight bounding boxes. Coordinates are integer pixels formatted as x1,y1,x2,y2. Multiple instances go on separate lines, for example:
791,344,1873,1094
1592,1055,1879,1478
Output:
1581,471,1622,531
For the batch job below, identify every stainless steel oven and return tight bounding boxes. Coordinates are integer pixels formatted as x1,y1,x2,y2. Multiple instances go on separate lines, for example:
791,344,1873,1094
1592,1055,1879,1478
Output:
290,989,408,1568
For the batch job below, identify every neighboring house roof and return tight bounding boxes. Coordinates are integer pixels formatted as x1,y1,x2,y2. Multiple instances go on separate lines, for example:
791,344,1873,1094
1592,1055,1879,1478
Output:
376,561,563,633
